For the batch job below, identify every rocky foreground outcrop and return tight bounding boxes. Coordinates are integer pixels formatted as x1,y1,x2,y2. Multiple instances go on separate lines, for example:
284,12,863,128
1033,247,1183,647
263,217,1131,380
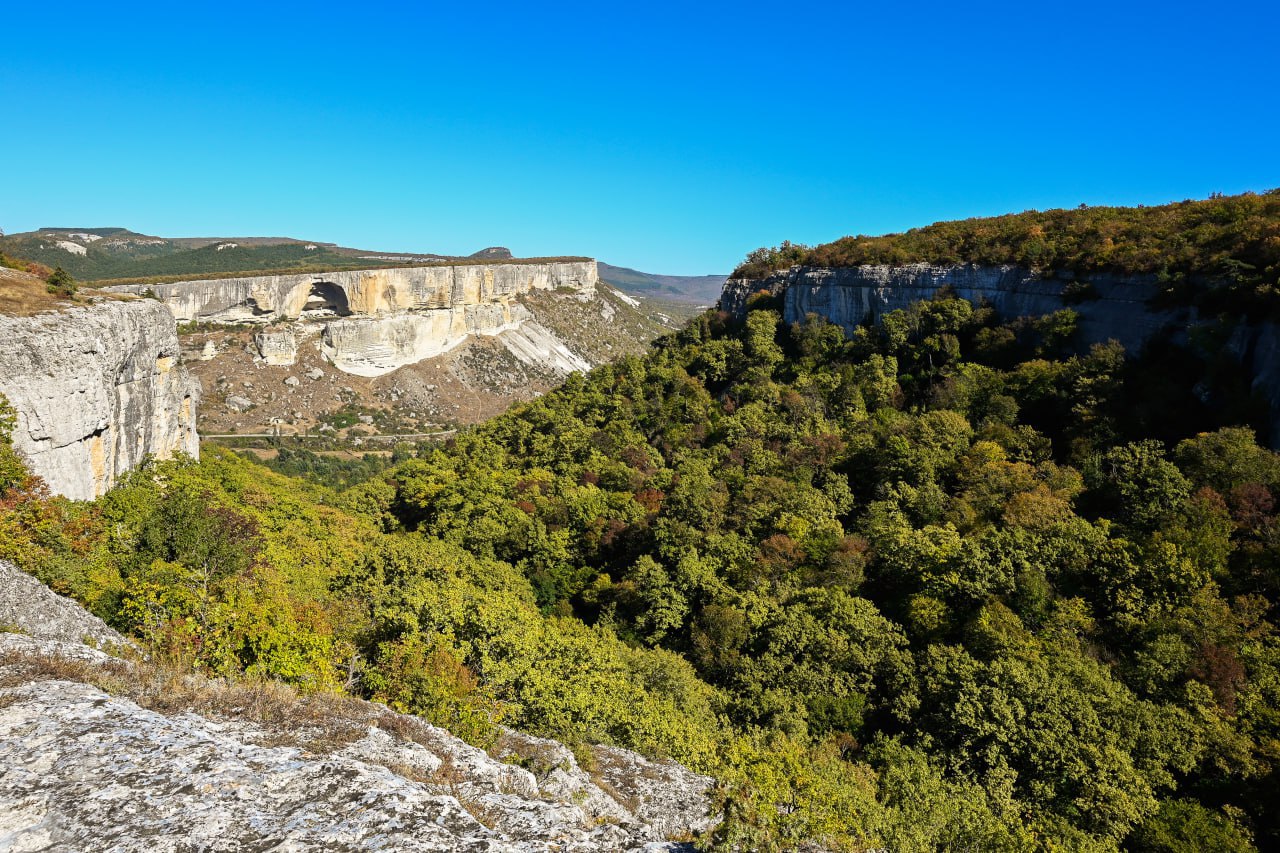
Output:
722,263,1280,446
0,300,200,500
0,561,715,851
0,561,127,649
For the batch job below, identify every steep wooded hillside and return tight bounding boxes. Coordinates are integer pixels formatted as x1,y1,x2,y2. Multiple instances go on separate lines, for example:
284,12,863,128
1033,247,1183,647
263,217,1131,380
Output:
734,190,1280,312
6,272,1279,848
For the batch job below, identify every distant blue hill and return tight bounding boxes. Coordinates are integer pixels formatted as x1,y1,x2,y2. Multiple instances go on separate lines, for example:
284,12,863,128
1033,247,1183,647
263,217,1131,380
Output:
598,263,726,305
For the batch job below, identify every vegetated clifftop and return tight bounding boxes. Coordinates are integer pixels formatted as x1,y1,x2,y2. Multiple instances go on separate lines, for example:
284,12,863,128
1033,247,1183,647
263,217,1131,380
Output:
721,261,1280,447
0,559,714,851
721,263,1171,351
0,227,576,281
0,300,199,499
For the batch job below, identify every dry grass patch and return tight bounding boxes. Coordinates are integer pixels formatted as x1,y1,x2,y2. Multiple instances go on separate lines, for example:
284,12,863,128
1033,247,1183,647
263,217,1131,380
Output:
0,267,78,316
0,267,135,317
0,645,469,771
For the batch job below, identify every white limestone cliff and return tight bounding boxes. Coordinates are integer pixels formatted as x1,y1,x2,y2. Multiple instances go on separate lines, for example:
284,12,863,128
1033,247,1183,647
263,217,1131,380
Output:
0,300,200,500
721,263,1280,446
320,303,592,378
105,261,602,380
106,262,599,324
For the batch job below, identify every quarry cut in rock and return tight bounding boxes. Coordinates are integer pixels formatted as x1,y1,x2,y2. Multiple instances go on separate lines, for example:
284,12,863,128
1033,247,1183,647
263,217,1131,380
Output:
0,299,200,500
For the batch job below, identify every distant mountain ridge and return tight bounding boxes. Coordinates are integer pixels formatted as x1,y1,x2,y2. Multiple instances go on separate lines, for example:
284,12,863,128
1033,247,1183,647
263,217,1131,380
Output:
0,230,716,303
0,228,575,284
597,263,726,305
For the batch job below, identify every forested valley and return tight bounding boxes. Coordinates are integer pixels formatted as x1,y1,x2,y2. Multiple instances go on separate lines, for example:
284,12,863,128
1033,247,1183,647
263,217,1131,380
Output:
4,271,1279,850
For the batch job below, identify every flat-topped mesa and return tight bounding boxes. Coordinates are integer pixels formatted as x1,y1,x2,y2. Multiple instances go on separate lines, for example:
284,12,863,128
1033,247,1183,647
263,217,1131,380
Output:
105,261,599,324
0,301,200,500
720,262,1280,447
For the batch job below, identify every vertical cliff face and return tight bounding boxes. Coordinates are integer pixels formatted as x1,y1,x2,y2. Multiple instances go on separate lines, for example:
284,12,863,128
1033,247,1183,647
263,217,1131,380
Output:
105,261,599,324
720,263,1189,354
721,263,1280,446
0,300,200,500
103,261,603,381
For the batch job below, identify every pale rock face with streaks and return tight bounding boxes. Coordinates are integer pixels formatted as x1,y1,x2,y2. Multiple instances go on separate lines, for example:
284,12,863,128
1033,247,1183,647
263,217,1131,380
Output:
0,300,199,499
106,262,602,379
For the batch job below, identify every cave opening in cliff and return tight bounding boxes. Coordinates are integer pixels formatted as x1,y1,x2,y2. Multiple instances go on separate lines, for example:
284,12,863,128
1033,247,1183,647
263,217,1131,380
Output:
303,280,351,318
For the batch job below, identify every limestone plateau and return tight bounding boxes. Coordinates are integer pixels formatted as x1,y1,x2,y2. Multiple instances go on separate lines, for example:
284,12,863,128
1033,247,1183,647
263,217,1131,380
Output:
722,262,1280,446
0,300,199,500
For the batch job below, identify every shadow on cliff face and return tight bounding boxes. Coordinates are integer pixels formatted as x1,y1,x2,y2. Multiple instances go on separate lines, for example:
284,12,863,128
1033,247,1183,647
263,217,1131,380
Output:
302,280,351,318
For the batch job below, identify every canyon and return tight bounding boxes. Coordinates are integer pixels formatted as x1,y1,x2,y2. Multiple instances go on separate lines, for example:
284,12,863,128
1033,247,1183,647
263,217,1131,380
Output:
100,261,679,436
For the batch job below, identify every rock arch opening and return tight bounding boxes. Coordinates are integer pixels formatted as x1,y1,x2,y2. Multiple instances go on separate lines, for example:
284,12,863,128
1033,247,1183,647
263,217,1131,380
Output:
302,280,351,318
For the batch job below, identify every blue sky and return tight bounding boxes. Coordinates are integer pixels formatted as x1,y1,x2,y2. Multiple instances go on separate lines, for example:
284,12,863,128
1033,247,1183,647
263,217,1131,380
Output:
1,0,1276,273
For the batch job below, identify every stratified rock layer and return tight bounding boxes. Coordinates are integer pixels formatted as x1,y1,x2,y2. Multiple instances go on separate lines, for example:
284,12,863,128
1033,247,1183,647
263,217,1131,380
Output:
106,262,602,381
106,262,599,324
0,300,199,499
721,263,1280,446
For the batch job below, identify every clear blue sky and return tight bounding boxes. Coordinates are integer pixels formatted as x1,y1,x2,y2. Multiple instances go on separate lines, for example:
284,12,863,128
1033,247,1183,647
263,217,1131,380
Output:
1,0,1276,273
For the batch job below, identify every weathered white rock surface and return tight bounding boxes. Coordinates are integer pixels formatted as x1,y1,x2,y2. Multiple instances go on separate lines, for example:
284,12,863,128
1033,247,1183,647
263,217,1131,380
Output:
106,262,607,383
497,322,593,375
0,560,126,650
318,303,592,379
721,263,1280,446
0,565,714,851
105,262,599,324
0,300,200,500
495,729,716,840
0,676,513,852
321,304,523,377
